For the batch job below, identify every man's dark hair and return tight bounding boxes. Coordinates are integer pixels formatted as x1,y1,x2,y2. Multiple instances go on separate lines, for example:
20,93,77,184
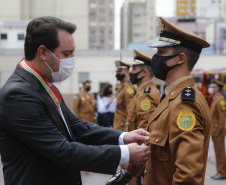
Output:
172,45,200,71
24,16,76,60
102,84,113,97
140,65,154,78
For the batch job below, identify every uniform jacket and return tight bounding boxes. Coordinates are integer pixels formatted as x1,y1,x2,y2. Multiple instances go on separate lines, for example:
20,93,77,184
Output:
127,81,160,131
73,91,95,122
145,78,211,185
0,65,122,185
127,78,211,185
113,81,135,131
210,93,226,136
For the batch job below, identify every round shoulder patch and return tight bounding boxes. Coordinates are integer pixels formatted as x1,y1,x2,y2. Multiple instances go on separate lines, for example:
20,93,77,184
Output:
220,100,225,106
177,110,196,131
127,87,134,95
141,99,151,111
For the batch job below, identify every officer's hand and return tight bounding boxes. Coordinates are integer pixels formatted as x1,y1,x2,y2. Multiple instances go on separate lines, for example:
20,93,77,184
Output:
127,143,150,165
123,129,150,145
106,168,133,185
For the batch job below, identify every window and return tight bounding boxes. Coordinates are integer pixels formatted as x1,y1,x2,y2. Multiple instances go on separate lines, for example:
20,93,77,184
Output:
90,30,95,35
224,31,226,40
0,33,7,40
18,34,24,40
100,40,104,44
78,72,89,83
100,30,105,35
134,14,141,18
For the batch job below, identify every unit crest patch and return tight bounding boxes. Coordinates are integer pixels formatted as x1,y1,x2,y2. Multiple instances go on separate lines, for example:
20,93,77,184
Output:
177,110,196,131
181,87,195,101
141,99,151,111
220,100,225,106
127,87,134,95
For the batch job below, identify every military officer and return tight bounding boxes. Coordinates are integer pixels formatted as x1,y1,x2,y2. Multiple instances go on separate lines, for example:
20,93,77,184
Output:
209,80,226,180
73,80,95,122
113,61,136,131
109,17,211,185
126,50,160,185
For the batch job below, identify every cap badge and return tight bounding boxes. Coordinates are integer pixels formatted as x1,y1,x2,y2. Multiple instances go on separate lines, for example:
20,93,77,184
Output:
160,19,166,33
141,99,151,111
177,110,196,131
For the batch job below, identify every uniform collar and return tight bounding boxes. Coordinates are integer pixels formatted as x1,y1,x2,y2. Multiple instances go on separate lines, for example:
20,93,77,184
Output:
165,75,192,95
137,80,153,92
167,77,195,100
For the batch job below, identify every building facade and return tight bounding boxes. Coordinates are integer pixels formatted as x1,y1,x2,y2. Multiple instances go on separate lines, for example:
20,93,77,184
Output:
176,0,196,21
120,0,156,49
196,0,226,20
88,0,114,50
0,0,90,49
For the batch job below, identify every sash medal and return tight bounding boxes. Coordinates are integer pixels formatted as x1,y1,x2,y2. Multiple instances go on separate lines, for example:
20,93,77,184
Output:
19,58,61,109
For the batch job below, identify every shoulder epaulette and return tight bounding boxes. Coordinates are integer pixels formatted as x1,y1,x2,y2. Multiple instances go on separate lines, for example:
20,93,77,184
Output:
181,87,195,101
144,87,151,94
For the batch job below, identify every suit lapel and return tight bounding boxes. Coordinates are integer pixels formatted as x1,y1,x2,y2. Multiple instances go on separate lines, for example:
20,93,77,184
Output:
16,64,74,141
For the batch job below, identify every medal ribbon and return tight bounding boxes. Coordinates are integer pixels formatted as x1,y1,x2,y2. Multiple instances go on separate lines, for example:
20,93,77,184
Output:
19,58,61,109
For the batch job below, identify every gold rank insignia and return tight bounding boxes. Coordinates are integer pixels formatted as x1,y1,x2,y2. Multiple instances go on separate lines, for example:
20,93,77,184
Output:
127,87,134,95
177,110,196,131
159,19,166,33
141,99,151,111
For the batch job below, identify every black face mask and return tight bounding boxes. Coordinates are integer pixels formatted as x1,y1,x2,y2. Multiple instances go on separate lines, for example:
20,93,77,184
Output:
85,86,91,91
106,91,113,95
151,54,181,81
130,69,144,84
116,73,125,81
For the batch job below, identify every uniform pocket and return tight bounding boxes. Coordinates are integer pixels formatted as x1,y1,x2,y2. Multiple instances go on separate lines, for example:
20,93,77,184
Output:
149,130,169,161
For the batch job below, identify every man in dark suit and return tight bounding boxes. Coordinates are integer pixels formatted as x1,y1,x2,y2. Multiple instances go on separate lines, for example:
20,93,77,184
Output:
0,16,151,185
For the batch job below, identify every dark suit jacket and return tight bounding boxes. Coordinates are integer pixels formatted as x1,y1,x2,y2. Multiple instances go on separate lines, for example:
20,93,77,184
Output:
0,65,122,185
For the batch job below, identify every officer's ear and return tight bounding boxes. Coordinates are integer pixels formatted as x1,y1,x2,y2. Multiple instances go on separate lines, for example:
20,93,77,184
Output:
177,53,187,65
142,68,148,77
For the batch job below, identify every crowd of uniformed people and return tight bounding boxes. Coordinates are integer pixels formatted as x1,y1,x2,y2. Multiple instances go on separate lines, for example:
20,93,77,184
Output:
73,17,226,185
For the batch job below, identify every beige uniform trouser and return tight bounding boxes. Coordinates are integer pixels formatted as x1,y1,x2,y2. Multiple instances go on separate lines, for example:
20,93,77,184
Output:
212,136,226,177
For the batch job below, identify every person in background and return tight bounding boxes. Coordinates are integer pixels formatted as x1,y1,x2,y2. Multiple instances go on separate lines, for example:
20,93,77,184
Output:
126,49,161,185
96,90,106,126
102,83,117,127
73,80,96,122
113,61,136,131
209,79,226,180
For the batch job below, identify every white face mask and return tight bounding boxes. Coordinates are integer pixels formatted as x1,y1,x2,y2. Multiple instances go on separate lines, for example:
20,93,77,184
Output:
208,88,213,94
45,50,75,82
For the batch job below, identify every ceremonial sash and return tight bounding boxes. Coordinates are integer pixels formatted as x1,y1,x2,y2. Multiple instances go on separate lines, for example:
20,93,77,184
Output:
19,58,61,109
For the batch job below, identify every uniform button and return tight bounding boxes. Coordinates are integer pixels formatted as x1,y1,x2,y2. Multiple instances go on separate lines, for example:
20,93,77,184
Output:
155,138,159,143
144,170,147,176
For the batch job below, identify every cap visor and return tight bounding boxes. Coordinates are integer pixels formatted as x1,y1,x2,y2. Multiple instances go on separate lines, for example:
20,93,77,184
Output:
149,40,178,48
130,61,142,66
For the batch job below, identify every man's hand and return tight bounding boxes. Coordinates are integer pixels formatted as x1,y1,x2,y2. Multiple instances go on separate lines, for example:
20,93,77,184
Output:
127,143,150,165
123,129,150,145
106,168,133,185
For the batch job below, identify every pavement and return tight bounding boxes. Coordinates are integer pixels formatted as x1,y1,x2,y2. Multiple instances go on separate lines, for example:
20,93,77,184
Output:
0,138,225,185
